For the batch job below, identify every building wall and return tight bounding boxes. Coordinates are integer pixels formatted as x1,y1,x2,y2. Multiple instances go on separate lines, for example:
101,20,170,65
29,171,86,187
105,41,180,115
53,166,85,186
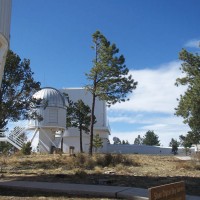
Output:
62,134,90,153
107,144,195,155
38,129,55,153
28,106,66,130
62,127,108,153
0,0,12,87
60,88,110,154
60,88,108,128
0,0,12,41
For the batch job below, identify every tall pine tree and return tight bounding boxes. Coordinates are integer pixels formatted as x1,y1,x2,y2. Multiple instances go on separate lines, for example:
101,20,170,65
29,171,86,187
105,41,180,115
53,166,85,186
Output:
86,31,137,155
175,49,200,145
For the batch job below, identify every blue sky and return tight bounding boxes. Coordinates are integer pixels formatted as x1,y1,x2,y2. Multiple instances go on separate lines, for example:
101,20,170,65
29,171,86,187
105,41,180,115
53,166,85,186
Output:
10,0,200,146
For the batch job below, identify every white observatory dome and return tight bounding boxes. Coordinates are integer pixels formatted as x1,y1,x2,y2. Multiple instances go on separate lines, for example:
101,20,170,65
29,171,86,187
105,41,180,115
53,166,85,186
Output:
33,87,65,107
29,87,66,130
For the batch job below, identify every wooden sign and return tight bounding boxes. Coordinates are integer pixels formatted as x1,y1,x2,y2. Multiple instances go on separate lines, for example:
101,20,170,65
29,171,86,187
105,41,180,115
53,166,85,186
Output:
149,181,185,200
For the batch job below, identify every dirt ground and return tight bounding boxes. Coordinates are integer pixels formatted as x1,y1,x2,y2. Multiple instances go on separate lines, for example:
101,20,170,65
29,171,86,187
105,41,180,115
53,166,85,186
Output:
0,153,200,198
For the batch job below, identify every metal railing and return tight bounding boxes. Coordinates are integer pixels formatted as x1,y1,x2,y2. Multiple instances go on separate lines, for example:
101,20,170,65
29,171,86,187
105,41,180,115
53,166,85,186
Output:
6,127,26,149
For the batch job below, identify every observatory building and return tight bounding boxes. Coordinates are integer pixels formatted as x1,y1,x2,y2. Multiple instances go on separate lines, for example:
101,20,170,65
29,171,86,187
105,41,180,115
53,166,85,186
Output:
28,87,66,153
29,87,66,130
1,87,190,155
28,87,110,153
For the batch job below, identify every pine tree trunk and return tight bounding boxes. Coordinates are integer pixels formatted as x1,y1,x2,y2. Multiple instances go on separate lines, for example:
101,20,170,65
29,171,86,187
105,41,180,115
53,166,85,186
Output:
61,137,63,153
89,91,96,156
89,40,98,156
80,126,83,153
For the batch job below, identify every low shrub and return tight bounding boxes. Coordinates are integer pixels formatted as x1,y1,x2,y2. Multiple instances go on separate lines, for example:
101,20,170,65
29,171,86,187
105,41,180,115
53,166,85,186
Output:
84,157,96,169
74,169,87,178
68,153,96,169
94,166,103,174
95,153,135,167
115,163,124,172
191,153,200,170
175,161,193,170
21,142,32,155
0,155,7,172
70,153,87,167
193,152,200,161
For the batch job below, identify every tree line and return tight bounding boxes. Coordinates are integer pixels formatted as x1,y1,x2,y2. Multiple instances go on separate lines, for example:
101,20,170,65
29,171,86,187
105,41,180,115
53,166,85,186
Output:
133,131,195,155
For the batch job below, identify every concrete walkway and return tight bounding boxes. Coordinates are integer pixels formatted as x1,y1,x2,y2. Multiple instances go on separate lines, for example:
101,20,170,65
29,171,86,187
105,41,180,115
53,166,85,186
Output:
0,180,199,200
176,156,192,160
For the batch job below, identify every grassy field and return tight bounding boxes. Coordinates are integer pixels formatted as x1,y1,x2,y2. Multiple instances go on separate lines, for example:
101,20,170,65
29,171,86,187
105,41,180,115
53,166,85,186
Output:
0,153,200,199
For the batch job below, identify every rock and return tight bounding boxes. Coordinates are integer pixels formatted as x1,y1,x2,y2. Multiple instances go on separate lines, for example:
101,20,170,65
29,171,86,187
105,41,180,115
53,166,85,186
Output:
104,170,115,174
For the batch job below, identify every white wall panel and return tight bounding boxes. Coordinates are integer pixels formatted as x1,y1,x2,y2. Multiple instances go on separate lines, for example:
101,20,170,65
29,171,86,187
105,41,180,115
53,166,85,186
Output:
0,0,12,41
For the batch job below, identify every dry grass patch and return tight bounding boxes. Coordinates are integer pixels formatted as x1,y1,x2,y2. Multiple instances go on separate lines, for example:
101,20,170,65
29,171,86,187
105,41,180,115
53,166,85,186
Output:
1,153,200,177
1,153,200,196
0,153,138,177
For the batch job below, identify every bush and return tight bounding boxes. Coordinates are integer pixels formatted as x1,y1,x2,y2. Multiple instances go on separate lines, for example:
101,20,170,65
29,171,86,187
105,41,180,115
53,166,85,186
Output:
192,152,200,170
84,157,95,169
95,153,134,167
104,153,113,166
75,169,87,178
69,153,95,169
71,153,86,167
67,153,136,170
95,153,112,167
21,142,32,155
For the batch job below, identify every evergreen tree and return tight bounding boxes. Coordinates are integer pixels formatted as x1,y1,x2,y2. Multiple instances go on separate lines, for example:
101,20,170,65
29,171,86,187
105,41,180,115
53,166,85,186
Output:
66,97,95,153
169,138,179,155
86,30,137,155
125,140,130,144
0,141,13,154
175,49,200,144
113,137,121,144
186,131,200,147
134,135,143,145
142,130,160,146
121,140,130,144
21,141,32,155
93,134,103,152
0,50,40,130
179,135,193,155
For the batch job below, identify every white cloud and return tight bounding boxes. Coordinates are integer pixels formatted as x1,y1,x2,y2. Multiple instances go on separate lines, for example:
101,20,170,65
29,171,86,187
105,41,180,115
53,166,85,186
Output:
184,39,200,48
109,114,149,124
109,116,189,146
108,60,190,146
109,61,185,114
